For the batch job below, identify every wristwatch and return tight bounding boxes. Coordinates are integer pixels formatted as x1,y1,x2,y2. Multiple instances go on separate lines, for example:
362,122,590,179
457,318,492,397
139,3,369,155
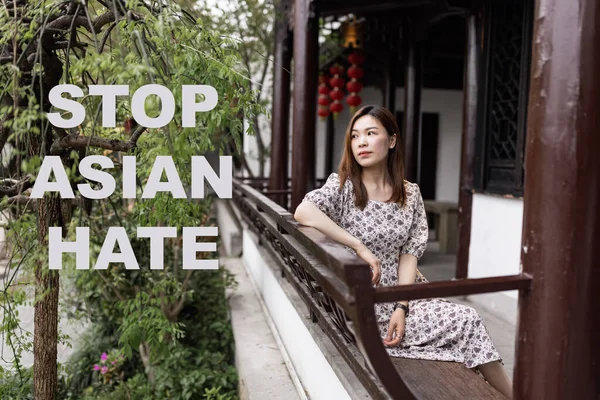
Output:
393,303,409,316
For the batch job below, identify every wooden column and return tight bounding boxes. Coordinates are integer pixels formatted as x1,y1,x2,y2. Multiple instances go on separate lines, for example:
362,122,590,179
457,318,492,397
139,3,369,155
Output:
514,1,600,398
383,31,398,112
402,24,422,183
456,10,481,279
324,114,335,175
269,0,292,208
291,0,318,211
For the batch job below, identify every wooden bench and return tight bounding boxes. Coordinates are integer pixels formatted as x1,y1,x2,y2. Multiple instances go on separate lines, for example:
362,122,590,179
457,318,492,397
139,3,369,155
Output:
233,178,525,399
392,358,506,399
424,200,459,254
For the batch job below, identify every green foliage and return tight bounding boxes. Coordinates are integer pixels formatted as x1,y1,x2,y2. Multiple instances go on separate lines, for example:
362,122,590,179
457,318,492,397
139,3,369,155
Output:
63,268,239,400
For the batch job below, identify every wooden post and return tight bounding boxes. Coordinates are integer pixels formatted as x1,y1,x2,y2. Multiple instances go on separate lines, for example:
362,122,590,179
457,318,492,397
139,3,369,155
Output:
324,113,335,176
291,0,319,211
402,24,422,183
456,9,481,279
269,0,293,208
514,1,600,398
383,30,398,112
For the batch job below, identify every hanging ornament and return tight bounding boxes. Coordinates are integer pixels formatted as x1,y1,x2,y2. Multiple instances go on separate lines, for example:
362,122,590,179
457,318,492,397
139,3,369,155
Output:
318,107,330,119
317,72,331,120
346,93,362,109
329,102,343,115
345,51,365,113
328,63,345,118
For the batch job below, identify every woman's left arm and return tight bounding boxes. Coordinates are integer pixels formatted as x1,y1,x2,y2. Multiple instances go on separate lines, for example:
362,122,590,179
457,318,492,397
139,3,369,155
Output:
383,254,417,347
384,183,428,347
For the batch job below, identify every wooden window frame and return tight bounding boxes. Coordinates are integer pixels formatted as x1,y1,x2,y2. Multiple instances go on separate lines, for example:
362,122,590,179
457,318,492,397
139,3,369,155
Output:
473,0,533,198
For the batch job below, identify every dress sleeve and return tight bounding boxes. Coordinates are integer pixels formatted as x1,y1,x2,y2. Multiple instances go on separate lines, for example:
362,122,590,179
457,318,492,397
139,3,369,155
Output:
400,183,429,259
302,173,345,224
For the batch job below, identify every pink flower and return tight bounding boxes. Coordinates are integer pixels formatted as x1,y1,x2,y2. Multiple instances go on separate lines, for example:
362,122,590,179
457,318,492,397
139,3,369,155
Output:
111,361,116,365
101,366,109,375
100,352,108,362
93,364,100,371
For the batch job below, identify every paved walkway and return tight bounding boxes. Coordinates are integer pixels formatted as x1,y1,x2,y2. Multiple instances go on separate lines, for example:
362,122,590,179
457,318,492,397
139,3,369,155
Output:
418,250,517,378
224,258,302,400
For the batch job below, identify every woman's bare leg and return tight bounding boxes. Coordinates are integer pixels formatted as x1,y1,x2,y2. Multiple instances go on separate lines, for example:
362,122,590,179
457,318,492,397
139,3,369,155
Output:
478,361,513,398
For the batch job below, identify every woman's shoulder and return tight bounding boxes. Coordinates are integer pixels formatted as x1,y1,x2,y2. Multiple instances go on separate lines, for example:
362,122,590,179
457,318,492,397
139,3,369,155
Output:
403,180,422,199
325,173,353,190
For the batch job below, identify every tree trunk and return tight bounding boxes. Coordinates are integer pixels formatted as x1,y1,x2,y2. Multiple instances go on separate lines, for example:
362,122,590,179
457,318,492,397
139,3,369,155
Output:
30,47,63,399
33,196,62,400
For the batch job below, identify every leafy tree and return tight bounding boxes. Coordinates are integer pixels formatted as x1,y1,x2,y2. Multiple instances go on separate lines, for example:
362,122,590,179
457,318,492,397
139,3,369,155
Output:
0,0,261,398
193,0,275,178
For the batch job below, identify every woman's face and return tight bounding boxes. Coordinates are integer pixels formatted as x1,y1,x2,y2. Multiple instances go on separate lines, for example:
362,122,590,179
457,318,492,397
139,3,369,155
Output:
350,115,396,169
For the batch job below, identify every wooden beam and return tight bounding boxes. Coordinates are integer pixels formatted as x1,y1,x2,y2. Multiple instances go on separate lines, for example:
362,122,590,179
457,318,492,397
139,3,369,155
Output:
291,0,318,211
514,1,600,398
374,274,532,302
402,23,423,183
455,8,481,279
269,0,293,208
319,0,435,16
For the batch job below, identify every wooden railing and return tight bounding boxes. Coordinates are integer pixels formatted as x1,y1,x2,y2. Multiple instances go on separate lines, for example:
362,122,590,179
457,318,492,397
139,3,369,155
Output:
232,178,532,399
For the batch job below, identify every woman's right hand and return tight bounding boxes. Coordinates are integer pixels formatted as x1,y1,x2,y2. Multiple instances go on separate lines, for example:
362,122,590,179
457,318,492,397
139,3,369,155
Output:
355,243,381,285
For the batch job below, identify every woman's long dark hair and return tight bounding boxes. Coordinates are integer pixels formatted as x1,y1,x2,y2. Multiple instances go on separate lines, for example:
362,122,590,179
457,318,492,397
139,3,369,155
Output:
338,105,407,209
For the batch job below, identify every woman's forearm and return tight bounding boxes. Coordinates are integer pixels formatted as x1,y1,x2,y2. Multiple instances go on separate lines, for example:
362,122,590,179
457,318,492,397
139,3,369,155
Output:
396,254,418,307
294,201,362,251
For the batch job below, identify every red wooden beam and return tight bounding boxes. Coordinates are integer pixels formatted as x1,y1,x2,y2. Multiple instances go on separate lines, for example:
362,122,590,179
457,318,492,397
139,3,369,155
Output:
456,7,482,279
269,0,293,208
291,0,319,211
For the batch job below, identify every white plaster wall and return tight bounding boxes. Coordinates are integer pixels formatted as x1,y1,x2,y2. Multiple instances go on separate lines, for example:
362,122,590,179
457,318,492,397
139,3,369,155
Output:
316,87,463,203
469,194,524,299
242,231,352,400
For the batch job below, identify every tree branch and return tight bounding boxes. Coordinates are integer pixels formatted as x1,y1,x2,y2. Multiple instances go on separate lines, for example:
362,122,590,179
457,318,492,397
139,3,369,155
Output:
46,15,88,31
0,176,33,197
97,271,126,301
49,126,147,155
93,11,116,32
166,270,193,321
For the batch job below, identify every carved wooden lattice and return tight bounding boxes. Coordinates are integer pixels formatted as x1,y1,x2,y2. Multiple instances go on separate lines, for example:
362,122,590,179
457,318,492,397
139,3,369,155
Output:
477,0,532,196
487,2,523,163
232,192,356,344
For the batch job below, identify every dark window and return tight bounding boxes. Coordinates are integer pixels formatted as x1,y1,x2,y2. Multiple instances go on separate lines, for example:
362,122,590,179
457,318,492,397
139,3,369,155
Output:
474,0,533,197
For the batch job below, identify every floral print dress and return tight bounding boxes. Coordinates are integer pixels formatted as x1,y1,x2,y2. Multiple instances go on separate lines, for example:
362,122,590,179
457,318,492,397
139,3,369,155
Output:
303,173,501,368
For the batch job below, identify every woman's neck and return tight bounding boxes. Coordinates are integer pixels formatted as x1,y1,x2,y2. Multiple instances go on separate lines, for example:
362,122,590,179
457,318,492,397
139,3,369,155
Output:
361,165,390,190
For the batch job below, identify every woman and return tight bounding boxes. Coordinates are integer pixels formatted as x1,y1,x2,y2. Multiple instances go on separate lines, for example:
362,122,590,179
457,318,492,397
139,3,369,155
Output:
294,105,512,398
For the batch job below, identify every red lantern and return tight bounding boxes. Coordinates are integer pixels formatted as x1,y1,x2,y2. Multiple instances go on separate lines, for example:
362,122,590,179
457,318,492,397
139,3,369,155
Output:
348,52,365,65
317,72,332,119
347,66,364,79
329,64,344,76
329,101,343,116
346,93,362,112
329,76,345,89
318,94,330,106
318,106,330,120
346,80,363,93
345,51,365,113
329,88,344,101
